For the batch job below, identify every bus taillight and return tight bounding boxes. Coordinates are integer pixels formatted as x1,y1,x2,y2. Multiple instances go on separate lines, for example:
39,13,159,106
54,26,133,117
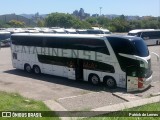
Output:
138,78,144,88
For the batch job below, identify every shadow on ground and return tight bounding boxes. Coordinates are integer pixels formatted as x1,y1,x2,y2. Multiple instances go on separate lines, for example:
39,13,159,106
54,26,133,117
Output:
4,69,124,92
4,69,151,95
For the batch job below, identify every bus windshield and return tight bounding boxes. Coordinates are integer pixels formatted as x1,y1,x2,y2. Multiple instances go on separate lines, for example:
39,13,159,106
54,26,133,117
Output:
131,39,149,57
0,34,11,40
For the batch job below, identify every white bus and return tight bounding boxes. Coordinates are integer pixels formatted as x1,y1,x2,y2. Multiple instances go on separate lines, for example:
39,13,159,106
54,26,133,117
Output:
128,29,160,45
11,33,152,92
0,32,11,47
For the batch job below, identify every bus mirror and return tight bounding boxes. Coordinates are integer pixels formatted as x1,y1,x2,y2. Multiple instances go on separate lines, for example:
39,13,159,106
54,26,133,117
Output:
151,52,160,61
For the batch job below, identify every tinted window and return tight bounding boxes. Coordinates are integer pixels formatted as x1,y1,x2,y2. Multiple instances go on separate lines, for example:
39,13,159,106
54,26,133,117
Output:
76,30,88,34
131,39,149,57
83,60,115,73
38,55,115,73
107,37,135,55
107,37,141,72
38,55,69,66
141,31,160,39
11,36,43,46
0,33,11,40
12,36,110,55
45,37,110,55
87,30,104,34
128,32,141,37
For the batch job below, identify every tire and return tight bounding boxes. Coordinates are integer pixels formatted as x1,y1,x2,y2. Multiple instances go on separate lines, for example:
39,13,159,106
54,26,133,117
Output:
33,65,41,74
104,77,117,89
156,41,159,45
89,74,100,85
24,64,32,73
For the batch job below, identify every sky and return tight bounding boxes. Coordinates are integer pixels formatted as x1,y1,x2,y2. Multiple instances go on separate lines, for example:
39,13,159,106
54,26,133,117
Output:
0,0,160,16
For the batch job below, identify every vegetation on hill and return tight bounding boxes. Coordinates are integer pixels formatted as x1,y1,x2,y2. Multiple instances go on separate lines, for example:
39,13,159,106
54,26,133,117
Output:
0,13,160,32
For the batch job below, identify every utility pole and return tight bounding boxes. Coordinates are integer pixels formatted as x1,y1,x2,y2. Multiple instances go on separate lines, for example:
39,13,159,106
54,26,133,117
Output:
99,7,102,16
159,0,160,28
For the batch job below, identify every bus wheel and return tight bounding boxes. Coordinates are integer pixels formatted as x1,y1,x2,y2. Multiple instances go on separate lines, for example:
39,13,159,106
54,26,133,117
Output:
33,65,41,74
89,74,100,85
24,64,32,73
156,41,159,45
104,77,117,89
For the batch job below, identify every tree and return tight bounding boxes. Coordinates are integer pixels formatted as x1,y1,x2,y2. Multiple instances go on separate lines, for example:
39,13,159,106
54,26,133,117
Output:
86,17,98,26
37,20,45,27
45,13,91,29
7,20,25,28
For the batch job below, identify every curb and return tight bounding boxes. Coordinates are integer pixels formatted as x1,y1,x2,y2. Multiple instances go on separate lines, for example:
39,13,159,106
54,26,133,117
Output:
43,96,160,120
92,95,160,112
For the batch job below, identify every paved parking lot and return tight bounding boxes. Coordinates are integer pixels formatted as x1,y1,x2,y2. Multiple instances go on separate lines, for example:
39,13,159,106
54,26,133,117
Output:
0,46,159,111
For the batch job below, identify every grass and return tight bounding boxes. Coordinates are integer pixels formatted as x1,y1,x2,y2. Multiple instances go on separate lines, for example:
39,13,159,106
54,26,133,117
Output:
83,102,160,120
0,91,60,120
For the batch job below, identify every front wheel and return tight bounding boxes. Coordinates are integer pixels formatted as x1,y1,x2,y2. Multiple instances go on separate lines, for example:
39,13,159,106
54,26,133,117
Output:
104,77,117,89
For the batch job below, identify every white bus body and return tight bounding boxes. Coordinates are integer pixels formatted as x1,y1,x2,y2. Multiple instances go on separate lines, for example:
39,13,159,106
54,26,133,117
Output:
128,29,160,45
11,33,152,92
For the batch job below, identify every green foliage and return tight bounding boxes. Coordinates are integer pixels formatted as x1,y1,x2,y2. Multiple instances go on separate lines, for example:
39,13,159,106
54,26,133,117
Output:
1,13,159,32
85,15,159,32
45,13,91,29
37,20,45,27
0,91,59,120
7,20,26,28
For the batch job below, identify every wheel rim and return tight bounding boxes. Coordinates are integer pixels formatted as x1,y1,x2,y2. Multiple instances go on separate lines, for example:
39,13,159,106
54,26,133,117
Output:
107,78,115,87
26,65,31,72
34,67,40,74
91,75,99,84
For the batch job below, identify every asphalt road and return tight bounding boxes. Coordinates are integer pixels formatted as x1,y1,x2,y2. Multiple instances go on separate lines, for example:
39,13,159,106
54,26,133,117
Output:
0,45,159,110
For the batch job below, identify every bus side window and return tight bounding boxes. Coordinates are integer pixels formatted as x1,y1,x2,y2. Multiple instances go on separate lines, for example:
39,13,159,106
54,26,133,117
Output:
141,32,150,40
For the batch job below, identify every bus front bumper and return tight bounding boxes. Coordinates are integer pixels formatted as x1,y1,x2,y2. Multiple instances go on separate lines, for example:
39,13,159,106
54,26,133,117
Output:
138,75,152,91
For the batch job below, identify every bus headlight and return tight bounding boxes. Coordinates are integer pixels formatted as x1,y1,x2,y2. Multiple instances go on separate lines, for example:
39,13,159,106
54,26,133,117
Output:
140,61,145,67
132,72,136,77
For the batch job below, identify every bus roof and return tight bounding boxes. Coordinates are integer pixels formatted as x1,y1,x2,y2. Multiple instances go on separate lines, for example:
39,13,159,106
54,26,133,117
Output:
11,33,109,39
0,31,11,34
128,29,155,33
11,33,141,41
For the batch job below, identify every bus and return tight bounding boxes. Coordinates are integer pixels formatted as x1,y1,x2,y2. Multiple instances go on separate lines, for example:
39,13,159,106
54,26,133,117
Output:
0,32,11,47
128,29,160,45
11,33,152,92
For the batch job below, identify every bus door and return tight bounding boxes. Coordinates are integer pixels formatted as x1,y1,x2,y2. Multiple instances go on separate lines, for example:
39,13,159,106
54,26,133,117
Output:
126,65,138,92
75,59,83,80
67,59,84,80
67,60,76,80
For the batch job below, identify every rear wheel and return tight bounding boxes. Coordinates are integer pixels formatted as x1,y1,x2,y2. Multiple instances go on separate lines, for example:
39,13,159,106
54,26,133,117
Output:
33,65,41,74
156,41,159,45
24,64,32,73
104,77,117,89
89,74,100,85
